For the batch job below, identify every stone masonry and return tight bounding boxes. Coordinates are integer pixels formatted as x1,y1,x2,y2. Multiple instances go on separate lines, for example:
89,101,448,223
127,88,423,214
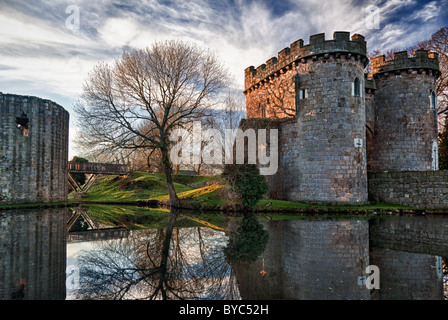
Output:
234,217,446,300
0,207,69,299
0,93,70,204
242,31,445,206
368,171,448,209
368,51,439,172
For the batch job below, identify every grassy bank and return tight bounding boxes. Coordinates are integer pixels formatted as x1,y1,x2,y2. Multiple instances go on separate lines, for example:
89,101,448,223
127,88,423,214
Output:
70,172,220,203
75,204,228,230
67,172,420,215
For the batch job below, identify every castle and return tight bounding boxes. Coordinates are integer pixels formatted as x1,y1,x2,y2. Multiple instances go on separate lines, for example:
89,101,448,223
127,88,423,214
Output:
242,31,444,206
0,93,70,204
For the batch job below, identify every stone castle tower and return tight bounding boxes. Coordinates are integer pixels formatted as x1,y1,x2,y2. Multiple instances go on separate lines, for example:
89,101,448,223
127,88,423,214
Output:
0,93,70,204
243,31,440,205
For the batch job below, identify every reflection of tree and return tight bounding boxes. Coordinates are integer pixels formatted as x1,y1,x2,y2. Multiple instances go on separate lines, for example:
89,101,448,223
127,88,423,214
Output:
74,210,240,300
224,214,271,300
224,214,269,264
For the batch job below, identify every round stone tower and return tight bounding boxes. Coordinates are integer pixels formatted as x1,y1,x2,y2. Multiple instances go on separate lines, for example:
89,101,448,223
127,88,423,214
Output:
368,51,440,171
0,93,70,204
293,32,369,204
244,32,369,204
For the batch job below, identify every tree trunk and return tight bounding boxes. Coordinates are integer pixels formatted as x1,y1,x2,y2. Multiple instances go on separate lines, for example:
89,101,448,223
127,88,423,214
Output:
160,145,180,207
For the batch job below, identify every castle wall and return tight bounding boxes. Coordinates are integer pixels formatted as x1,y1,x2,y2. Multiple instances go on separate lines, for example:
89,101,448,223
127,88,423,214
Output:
368,170,448,209
369,52,439,172
0,93,69,204
278,119,300,200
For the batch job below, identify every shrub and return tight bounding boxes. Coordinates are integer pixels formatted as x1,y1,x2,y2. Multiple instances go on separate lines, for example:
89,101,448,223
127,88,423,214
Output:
222,164,269,211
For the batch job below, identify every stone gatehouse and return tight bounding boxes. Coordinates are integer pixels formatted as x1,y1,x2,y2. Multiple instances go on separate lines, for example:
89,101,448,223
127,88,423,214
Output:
242,31,445,207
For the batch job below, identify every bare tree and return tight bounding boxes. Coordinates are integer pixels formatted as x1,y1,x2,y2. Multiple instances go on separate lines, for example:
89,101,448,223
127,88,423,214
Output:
75,40,230,206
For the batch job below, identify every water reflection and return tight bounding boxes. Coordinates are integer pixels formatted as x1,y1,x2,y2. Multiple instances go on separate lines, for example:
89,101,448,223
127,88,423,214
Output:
236,217,447,300
70,210,245,300
1,206,448,300
0,207,70,300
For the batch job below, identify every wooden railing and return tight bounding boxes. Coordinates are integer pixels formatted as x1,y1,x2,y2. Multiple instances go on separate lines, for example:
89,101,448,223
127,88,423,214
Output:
68,162,130,175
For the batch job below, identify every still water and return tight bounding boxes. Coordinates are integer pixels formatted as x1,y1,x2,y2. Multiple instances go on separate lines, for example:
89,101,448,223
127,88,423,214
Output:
1,206,448,300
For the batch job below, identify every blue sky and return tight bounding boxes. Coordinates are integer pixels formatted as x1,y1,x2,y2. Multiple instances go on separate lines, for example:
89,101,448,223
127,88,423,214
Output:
1,0,447,158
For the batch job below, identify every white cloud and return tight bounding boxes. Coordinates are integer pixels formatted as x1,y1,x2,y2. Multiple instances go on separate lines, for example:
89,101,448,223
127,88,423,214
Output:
414,1,439,22
0,0,447,158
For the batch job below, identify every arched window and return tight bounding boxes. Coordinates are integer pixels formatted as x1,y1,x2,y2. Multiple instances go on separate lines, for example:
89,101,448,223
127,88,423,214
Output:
353,77,361,97
430,91,436,109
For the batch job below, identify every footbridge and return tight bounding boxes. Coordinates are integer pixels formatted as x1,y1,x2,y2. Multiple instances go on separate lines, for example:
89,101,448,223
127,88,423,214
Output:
68,161,130,194
67,208,130,243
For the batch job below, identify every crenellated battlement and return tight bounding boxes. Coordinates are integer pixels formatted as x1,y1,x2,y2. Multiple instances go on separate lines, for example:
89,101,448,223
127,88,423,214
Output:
370,50,440,78
244,31,367,93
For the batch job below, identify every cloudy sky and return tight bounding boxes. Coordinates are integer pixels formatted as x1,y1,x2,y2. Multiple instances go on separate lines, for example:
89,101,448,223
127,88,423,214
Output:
1,0,447,158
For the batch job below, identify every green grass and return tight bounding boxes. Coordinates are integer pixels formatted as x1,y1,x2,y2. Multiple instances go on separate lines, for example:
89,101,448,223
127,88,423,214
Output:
77,204,229,230
77,204,171,230
257,199,411,212
66,171,419,216
70,172,214,202
153,183,226,206
70,172,226,205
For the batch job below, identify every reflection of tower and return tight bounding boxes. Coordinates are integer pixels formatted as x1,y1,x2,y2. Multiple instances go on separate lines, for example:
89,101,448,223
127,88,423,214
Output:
370,249,443,300
0,208,69,300
233,217,446,300
233,219,371,300
369,215,446,300
281,219,370,300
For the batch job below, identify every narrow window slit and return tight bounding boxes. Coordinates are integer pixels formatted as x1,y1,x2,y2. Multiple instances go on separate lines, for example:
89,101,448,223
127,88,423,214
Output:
16,112,29,137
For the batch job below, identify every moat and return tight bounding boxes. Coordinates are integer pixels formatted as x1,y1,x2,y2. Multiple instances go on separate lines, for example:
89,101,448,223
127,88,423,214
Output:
1,206,448,300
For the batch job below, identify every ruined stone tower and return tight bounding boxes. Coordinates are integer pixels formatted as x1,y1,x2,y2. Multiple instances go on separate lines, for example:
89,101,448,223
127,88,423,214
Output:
243,31,440,205
0,93,70,204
